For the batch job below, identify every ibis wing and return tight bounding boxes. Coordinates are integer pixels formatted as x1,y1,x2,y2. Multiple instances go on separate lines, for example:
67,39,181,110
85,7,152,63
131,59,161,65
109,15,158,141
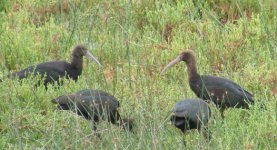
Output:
76,89,115,98
10,61,69,81
11,66,35,79
76,90,119,107
201,75,254,107
171,100,210,123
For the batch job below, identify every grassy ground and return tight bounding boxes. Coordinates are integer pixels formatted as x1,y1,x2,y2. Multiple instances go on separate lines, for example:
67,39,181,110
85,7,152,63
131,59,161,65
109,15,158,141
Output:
0,0,276,149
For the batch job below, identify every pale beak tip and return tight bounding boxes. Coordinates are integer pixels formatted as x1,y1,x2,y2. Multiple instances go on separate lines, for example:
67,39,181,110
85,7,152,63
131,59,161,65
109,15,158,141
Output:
85,51,102,67
160,69,167,76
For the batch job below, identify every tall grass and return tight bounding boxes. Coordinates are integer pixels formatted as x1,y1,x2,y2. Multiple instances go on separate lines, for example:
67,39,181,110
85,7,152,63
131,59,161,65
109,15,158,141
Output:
0,0,276,149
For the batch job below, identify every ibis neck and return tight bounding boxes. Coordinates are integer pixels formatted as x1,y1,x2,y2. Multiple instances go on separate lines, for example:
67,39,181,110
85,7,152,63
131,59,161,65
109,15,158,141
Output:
71,56,83,70
186,60,200,81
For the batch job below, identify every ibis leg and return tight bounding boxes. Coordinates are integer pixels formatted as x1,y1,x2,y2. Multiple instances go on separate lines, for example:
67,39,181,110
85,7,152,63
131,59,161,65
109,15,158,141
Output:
183,136,186,146
200,126,211,141
93,123,101,139
182,130,187,146
220,108,225,120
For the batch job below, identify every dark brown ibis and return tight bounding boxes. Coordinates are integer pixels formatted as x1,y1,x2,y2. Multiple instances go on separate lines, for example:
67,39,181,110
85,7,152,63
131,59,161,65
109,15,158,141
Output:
8,45,101,89
161,50,254,119
51,90,133,132
171,99,211,145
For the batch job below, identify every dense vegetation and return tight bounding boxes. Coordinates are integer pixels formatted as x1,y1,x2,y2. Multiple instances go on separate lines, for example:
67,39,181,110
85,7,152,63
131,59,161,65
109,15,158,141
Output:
0,0,276,149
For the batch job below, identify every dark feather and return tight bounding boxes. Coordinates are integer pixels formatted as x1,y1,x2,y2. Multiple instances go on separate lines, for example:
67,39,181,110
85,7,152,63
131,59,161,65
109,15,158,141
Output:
190,75,254,109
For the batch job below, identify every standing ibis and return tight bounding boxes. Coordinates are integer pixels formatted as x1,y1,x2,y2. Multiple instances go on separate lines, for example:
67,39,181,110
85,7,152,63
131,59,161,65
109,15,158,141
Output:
161,50,254,119
51,90,133,132
8,45,101,88
171,99,211,145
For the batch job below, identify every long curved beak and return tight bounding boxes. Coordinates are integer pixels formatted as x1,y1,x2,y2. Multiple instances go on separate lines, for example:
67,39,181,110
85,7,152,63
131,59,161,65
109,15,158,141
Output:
161,56,181,75
85,51,102,67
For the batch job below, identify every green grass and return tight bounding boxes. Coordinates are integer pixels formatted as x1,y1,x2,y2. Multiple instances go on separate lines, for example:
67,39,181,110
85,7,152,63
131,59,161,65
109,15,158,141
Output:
0,0,276,149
